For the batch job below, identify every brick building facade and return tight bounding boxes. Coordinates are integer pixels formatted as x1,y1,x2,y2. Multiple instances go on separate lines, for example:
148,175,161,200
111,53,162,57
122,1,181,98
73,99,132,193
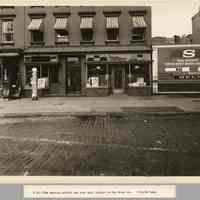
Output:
0,6,152,97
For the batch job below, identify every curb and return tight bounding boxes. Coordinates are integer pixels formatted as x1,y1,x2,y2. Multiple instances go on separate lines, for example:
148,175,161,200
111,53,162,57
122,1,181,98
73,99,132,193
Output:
0,111,200,118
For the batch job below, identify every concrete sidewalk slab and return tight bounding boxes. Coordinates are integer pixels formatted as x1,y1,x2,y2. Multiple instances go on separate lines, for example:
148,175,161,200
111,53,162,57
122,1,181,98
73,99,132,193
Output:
0,95,200,117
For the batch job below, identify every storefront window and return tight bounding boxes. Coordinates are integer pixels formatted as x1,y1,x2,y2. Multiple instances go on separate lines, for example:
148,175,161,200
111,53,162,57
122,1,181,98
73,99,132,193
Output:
87,64,108,88
128,64,150,87
26,65,59,87
50,67,59,83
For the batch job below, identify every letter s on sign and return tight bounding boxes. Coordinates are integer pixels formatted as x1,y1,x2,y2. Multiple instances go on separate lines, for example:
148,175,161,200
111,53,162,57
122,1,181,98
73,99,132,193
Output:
182,49,195,58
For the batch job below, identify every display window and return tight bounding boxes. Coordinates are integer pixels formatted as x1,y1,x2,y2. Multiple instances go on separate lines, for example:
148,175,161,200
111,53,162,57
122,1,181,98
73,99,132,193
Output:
25,65,59,88
87,64,108,88
128,64,150,87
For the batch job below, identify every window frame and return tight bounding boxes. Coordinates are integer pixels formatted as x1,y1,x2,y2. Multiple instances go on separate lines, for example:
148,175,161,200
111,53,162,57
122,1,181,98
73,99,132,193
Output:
31,30,44,44
128,64,150,87
25,64,59,88
1,18,14,44
105,15,120,43
80,15,95,45
55,29,69,44
86,64,109,88
130,13,147,43
131,27,146,42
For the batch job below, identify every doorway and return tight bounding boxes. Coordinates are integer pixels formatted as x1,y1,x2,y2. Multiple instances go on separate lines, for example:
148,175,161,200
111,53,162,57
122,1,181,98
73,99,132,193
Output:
112,67,125,94
66,57,81,95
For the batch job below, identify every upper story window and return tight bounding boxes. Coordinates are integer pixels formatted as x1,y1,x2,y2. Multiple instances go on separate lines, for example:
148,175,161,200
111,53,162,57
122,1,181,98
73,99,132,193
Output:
28,18,44,44
80,16,94,43
106,16,119,42
1,19,14,43
131,15,146,42
54,17,69,43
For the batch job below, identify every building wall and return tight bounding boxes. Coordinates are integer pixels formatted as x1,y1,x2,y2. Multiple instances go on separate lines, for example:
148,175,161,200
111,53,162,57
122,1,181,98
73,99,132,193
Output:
23,6,151,47
192,12,200,44
0,6,152,97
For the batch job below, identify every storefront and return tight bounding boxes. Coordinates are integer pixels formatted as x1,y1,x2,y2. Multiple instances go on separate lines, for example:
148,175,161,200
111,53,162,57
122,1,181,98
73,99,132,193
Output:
0,49,22,98
153,45,200,93
23,49,152,97
23,54,63,97
85,53,152,96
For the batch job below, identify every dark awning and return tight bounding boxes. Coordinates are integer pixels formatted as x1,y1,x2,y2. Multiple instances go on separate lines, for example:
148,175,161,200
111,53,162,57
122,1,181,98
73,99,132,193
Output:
28,18,44,31
106,17,119,29
54,18,68,30
132,16,146,28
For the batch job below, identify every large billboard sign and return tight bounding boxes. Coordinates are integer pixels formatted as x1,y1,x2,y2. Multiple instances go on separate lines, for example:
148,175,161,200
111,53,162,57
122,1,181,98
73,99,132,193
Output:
157,46,200,81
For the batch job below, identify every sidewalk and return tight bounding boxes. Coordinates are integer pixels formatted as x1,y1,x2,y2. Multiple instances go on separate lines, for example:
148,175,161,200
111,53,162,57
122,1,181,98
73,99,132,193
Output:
1,94,200,117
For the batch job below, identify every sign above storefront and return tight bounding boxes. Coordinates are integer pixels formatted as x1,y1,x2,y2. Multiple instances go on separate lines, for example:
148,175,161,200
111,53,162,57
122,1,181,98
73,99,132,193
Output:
24,55,59,64
86,53,151,63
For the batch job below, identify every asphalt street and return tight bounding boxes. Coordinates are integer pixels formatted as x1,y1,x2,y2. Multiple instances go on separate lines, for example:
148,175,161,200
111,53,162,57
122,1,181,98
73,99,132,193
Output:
0,113,200,176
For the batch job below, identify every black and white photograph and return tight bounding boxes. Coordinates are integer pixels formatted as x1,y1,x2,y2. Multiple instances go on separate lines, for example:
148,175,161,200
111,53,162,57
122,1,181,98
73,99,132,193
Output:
0,0,200,176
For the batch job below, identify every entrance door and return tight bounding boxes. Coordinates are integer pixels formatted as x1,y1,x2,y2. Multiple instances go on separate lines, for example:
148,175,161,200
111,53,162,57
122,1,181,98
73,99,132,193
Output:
66,57,81,94
113,67,125,94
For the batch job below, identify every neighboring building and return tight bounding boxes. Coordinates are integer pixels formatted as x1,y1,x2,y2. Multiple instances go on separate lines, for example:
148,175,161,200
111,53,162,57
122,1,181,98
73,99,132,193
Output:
152,36,175,45
192,10,200,43
0,6,25,97
0,6,152,97
153,45,200,93
152,35,192,46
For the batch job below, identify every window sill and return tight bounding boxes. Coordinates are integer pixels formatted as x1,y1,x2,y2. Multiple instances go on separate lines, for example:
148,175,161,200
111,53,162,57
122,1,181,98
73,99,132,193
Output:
30,42,45,46
55,41,69,45
0,41,14,45
80,40,95,45
130,40,146,44
106,40,120,45
86,86,108,89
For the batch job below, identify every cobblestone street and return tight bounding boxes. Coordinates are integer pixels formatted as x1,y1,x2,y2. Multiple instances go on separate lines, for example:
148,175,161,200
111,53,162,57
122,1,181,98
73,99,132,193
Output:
0,113,200,176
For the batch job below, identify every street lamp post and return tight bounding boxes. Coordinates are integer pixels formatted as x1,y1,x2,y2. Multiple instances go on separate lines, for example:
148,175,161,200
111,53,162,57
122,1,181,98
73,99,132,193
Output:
31,67,38,100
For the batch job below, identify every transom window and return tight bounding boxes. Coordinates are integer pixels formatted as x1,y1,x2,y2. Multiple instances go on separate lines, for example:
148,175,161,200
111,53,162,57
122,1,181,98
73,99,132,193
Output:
1,19,14,42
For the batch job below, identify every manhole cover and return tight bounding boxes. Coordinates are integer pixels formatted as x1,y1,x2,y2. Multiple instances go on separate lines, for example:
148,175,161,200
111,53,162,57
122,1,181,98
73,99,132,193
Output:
121,106,184,113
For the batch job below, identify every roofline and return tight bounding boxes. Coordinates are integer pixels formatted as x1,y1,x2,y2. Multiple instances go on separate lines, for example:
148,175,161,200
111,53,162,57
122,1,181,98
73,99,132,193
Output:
153,44,200,48
192,11,200,20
